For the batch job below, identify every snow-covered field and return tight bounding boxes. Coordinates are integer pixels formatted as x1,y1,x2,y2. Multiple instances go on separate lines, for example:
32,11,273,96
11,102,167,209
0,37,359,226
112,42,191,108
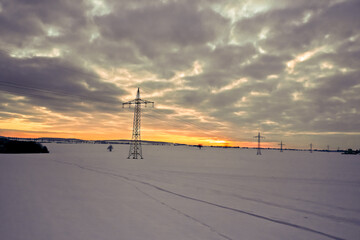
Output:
1,143,359,240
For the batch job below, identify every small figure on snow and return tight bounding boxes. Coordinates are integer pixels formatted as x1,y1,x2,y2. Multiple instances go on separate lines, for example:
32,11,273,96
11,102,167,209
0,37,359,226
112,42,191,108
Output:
107,145,113,152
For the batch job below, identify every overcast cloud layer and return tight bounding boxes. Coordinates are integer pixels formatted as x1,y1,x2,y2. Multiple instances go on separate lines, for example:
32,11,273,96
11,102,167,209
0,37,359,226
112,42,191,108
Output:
0,0,359,148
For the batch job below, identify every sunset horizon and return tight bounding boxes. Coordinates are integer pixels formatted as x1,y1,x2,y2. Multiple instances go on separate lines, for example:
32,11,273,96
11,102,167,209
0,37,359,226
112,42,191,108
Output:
2,2,360,238
1,0,359,150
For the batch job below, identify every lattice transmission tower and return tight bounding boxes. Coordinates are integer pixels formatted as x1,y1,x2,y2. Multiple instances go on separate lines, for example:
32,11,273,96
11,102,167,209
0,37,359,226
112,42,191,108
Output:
279,140,285,152
122,88,154,159
254,132,264,155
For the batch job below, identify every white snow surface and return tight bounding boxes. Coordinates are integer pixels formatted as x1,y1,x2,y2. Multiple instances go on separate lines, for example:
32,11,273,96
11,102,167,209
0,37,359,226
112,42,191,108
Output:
1,143,360,240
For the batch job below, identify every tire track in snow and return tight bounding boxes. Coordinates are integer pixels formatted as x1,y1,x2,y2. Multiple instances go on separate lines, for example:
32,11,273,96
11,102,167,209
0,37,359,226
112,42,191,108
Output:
133,171,360,224
229,193,360,227
123,176,346,240
171,170,360,214
53,160,233,240
124,180,234,240
163,170,360,214
173,182,360,227
53,160,346,240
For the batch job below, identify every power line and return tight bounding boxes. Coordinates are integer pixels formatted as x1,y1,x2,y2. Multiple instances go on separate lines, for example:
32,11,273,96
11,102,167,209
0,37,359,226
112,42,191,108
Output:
1,71,230,144
122,99,230,145
0,47,126,88
133,88,236,143
1,49,245,146
0,80,122,107
139,87,226,134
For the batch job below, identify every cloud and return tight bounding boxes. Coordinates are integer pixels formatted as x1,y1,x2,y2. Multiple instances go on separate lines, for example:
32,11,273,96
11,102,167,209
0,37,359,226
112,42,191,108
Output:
0,0,89,48
96,1,224,48
261,0,360,54
94,0,228,78
0,0,359,148
241,54,286,79
0,51,127,115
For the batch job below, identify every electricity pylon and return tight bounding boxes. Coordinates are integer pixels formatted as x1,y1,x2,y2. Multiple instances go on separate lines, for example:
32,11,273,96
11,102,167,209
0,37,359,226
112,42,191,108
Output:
122,88,154,159
254,132,264,155
310,143,313,153
279,141,285,152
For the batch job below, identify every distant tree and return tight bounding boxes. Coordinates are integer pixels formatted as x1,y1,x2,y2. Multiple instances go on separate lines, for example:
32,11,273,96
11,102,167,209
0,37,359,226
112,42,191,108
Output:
0,138,49,153
198,144,203,150
42,146,49,153
342,149,360,155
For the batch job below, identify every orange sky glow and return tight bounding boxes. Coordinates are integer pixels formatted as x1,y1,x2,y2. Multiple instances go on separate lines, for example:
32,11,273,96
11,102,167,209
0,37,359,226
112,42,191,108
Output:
0,125,274,148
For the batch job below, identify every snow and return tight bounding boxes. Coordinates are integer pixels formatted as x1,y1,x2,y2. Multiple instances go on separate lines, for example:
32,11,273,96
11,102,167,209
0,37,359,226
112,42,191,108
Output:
1,143,360,240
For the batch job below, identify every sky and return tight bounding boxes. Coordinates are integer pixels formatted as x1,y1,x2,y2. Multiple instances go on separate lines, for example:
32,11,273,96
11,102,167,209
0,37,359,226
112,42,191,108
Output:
0,0,359,149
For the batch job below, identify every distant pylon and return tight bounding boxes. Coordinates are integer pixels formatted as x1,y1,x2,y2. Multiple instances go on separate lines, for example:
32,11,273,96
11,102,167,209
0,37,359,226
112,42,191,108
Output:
122,88,154,159
279,141,285,152
310,143,313,153
254,132,264,155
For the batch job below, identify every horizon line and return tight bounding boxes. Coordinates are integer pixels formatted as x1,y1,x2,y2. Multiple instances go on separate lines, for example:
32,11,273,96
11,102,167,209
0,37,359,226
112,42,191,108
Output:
1,135,350,151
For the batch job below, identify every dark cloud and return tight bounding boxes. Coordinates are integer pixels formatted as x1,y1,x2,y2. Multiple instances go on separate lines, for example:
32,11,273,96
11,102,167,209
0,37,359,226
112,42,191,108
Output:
261,0,360,53
241,54,287,80
185,71,235,89
94,0,228,78
137,80,174,91
0,51,127,114
96,1,225,49
161,89,208,107
0,0,88,47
